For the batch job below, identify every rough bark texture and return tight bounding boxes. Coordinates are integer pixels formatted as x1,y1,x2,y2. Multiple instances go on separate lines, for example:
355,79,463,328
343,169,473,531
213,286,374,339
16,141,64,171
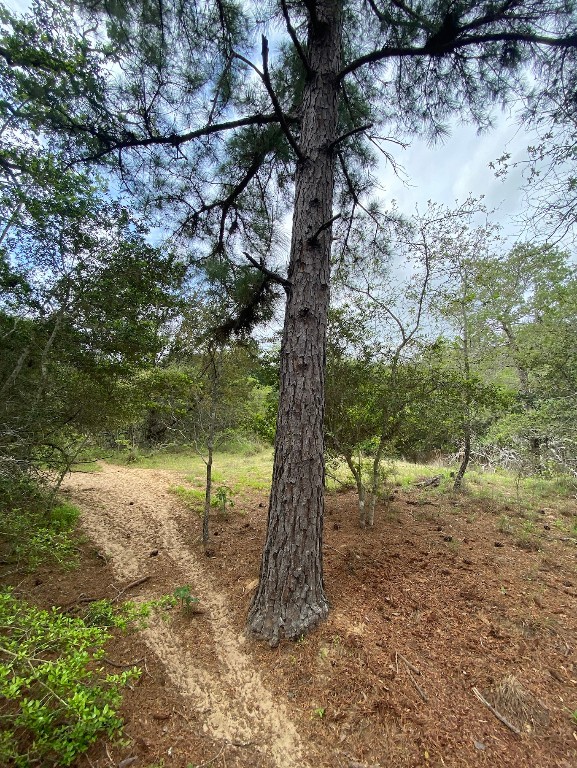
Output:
247,0,341,645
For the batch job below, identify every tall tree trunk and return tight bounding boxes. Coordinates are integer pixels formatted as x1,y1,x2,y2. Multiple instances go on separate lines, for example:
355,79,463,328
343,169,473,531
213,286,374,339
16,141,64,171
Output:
247,0,341,645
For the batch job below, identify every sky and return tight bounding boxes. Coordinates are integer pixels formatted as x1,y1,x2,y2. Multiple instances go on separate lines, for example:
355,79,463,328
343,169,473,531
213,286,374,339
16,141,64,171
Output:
376,113,534,245
3,0,567,252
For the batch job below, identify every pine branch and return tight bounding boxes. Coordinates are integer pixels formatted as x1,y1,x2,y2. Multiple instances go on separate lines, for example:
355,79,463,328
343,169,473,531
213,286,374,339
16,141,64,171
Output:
77,112,283,163
261,36,304,161
328,123,373,151
243,252,291,291
338,31,577,80
233,40,304,161
279,0,313,78
308,213,342,245
183,152,265,233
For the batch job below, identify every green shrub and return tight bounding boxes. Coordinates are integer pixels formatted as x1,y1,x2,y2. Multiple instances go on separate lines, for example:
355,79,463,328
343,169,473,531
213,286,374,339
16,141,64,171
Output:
0,589,139,767
0,478,80,571
83,595,177,630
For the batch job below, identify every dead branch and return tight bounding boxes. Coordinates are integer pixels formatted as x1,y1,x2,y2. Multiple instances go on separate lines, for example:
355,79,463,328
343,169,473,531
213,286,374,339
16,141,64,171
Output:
397,652,421,675
406,668,428,702
472,686,521,735
414,475,442,488
194,744,227,768
111,575,151,603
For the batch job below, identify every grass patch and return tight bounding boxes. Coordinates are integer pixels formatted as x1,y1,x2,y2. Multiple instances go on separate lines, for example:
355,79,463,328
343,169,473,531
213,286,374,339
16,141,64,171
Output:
69,461,103,473
108,447,273,492
462,467,576,513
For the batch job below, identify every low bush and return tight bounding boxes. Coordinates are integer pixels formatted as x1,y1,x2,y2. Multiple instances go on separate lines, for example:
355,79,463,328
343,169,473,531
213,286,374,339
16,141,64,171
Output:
0,589,139,767
0,476,80,571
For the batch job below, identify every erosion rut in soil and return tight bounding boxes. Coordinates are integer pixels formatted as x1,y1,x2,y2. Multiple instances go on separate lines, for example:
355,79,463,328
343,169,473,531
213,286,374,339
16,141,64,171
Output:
64,464,308,768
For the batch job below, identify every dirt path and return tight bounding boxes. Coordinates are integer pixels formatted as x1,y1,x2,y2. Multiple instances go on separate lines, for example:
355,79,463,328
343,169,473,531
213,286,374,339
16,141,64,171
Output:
64,463,310,768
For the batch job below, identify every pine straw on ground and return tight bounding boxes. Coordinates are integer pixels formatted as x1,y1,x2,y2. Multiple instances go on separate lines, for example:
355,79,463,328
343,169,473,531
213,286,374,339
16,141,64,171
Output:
4,475,577,768
200,487,577,768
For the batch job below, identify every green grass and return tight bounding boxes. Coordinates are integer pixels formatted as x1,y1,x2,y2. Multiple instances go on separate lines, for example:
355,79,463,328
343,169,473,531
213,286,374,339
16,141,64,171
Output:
110,446,576,525
109,446,273,487
112,448,275,498
70,461,103,473
461,467,576,516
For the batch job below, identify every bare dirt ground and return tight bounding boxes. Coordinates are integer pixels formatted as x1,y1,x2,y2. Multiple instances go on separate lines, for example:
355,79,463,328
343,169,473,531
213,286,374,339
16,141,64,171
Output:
13,463,577,768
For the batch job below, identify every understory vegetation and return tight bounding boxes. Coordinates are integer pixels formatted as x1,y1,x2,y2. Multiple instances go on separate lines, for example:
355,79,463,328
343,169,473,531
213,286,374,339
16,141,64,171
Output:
0,471,178,767
0,590,139,767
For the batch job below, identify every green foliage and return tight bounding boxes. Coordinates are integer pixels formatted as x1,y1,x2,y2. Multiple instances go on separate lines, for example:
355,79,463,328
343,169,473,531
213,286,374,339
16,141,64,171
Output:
172,586,199,613
0,477,80,571
214,485,234,514
83,595,176,631
0,589,139,767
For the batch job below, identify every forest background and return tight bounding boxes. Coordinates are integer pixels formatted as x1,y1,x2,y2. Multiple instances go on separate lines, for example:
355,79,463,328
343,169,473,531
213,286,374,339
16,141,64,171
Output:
2,0,577,625
1,0,577,764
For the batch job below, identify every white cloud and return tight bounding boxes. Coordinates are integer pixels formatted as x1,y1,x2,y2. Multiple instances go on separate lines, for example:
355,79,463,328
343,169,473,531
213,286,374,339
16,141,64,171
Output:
377,112,535,241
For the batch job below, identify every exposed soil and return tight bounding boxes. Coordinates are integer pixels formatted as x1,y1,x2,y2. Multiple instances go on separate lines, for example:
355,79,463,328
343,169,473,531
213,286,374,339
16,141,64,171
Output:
10,463,577,768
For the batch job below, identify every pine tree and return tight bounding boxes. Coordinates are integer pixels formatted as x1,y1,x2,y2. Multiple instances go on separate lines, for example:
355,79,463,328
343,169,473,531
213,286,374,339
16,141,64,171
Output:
3,0,577,643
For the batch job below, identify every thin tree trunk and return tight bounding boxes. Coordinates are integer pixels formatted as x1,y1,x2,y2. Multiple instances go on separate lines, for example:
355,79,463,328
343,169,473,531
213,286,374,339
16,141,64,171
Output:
203,441,213,546
454,301,472,491
202,361,218,546
343,453,365,526
453,423,471,491
248,0,341,645
0,344,30,398
367,440,384,527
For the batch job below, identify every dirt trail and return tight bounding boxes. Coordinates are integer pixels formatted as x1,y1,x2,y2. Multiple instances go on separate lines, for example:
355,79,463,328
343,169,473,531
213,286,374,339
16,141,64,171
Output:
64,463,309,768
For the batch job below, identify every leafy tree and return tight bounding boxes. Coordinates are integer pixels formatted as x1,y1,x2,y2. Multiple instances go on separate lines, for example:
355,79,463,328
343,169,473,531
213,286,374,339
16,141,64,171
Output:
493,46,577,243
0,170,185,507
3,0,577,642
473,243,577,472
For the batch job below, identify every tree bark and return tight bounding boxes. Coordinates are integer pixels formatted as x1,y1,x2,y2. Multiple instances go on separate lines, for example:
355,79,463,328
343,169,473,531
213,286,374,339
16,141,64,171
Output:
203,440,213,546
247,0,341,645
454,301,472,491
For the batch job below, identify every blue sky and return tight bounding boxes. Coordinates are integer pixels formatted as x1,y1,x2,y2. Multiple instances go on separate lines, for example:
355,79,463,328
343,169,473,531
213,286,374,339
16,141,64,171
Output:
4,0,555,248
377,113,533,244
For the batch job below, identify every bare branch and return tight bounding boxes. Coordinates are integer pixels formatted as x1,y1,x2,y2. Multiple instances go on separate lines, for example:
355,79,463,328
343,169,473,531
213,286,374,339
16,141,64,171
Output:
243,252,292,291
328,123,373,151
308,213,342,244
